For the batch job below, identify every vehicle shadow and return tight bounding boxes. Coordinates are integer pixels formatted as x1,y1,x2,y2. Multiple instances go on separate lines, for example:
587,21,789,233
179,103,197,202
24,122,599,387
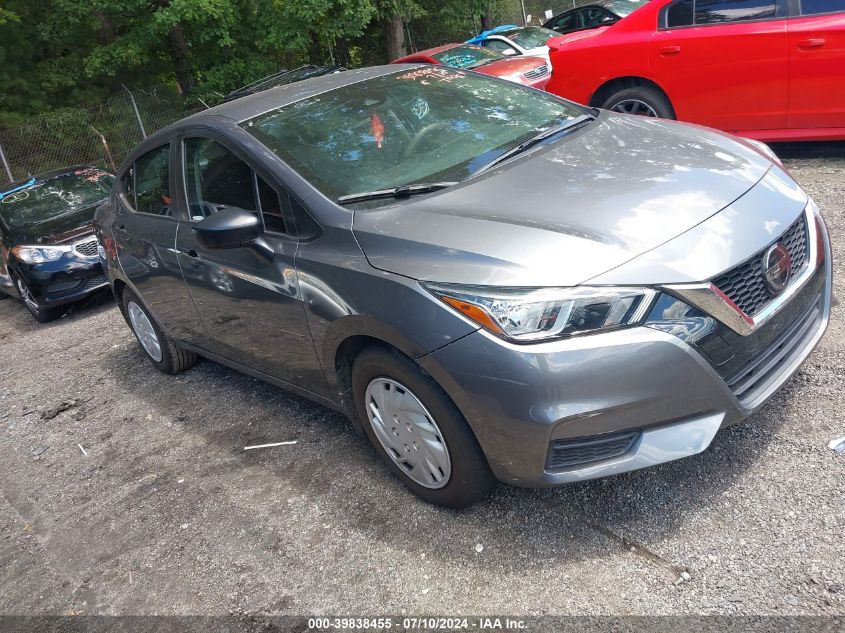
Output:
0,288,115,335
771,141,845,160
101,338,799,574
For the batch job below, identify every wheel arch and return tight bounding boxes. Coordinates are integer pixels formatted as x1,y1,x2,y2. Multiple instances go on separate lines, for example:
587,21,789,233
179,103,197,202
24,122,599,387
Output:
323,315,437,429
589,76,676,118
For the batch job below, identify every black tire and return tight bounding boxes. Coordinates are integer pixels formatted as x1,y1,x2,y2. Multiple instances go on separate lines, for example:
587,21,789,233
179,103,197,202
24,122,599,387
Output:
351,346,495,509
121,288,196,374
13,274,61,323
601,86,675,119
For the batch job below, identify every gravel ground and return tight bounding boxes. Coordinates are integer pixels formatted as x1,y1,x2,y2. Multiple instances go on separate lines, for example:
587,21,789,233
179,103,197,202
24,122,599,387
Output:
1,143,843,618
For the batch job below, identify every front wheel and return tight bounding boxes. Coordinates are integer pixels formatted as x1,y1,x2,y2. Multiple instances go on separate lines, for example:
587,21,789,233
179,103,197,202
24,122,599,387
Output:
601,86,675,119
122,288,197,374
15,276,60,323
352,347,495,508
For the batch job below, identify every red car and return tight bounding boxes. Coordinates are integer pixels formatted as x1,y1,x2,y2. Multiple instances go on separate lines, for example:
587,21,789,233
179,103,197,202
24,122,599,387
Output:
545,0,845,142
392,44,551,90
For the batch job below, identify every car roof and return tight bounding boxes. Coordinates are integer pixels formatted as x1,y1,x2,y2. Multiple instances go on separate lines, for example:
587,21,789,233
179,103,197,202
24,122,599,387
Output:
550,3,606,17
170,65,414,129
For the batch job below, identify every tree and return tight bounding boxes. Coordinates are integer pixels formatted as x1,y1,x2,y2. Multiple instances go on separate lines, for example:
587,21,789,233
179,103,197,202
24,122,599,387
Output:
0,0,513,125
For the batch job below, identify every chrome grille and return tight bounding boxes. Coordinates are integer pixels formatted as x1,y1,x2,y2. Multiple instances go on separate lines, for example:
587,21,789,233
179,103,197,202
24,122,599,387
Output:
74,237,99,258
523,65,549,80
712,214,808,317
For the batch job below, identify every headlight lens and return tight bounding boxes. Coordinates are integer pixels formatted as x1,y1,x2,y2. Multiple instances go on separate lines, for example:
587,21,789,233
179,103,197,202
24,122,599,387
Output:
424,283,658,342
11,244,72,264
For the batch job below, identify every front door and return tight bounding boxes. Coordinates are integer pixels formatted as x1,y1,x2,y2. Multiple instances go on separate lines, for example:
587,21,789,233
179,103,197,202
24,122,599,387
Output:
652,0,789,132
787,0,845,129
173,134,326,390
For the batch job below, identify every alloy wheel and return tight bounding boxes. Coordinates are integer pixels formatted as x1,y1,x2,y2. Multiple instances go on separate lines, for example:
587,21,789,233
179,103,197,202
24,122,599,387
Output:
127,301,163,362
364,377,452,489
16,278,40,315
610,99,659,117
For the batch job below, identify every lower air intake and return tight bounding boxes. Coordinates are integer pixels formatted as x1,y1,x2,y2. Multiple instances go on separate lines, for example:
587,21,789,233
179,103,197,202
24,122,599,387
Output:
547,430,641,470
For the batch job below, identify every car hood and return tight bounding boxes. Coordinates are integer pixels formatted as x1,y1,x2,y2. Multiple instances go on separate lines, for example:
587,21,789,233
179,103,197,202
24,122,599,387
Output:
473,55,547,77
8,202,102,246
352,113,773,287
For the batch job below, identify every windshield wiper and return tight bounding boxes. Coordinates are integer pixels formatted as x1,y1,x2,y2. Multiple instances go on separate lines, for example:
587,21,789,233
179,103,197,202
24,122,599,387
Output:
469,113,595,178
337,182,458,205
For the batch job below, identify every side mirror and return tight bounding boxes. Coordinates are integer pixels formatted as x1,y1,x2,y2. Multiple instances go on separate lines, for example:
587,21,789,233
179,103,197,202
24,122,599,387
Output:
192,207,274,261
501,48,518,56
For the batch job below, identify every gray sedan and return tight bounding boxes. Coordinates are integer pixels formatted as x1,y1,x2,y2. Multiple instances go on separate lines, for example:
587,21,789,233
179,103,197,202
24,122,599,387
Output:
94,65,832,508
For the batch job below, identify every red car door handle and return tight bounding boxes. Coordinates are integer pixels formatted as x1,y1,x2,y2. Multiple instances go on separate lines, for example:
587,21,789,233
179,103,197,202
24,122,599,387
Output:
659,45,681,56
798,38,826,49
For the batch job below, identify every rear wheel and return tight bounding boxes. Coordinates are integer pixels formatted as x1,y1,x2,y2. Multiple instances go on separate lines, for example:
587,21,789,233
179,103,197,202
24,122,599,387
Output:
122,288,196,374
601,86,674,119
352,346,495,508
14,276,60,323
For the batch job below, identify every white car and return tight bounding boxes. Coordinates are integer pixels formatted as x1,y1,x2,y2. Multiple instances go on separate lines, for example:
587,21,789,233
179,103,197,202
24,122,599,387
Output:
472,27,560,66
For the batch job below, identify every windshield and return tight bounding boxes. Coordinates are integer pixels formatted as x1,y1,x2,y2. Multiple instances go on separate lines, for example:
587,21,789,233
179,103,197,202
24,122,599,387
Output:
431,45,503,69
505,27,560,49
0,168,114,229
242,67,587,204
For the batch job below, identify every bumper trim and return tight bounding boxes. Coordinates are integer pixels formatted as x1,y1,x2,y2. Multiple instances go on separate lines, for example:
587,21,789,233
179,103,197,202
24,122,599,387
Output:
542,412,724,484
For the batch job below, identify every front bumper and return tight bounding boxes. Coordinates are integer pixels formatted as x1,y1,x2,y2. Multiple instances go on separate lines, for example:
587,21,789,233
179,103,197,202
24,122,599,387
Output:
14,253,108,307
417,214,833,487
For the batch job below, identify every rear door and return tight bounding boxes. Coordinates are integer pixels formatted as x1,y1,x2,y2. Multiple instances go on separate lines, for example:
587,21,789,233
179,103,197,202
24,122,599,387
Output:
787,0,845,129
173,131,326,389
112,141,205,341
651,0,789,131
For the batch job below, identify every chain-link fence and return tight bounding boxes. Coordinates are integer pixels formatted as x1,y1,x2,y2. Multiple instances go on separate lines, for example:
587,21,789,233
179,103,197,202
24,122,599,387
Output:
0,88,205,185
499,0,607,26
0,0,601,186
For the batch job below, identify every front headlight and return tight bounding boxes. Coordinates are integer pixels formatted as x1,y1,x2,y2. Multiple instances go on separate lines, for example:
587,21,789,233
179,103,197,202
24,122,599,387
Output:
11,244,72,264
424,283,658,342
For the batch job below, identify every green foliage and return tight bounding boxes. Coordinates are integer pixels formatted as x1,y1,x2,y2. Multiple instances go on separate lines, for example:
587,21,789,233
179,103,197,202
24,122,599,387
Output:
0,0,525,124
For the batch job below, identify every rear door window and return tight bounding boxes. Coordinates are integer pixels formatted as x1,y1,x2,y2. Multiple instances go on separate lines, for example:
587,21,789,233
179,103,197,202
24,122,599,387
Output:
694,0,779,24
582,7,615,27
800,0,845,14
551,12,579,32
664,0,783,27
132,144,172,216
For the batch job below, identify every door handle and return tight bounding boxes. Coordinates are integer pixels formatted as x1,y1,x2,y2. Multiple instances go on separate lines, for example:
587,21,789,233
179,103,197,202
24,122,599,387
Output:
115,223,126,230
659,45,681,56
798,38,825,49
